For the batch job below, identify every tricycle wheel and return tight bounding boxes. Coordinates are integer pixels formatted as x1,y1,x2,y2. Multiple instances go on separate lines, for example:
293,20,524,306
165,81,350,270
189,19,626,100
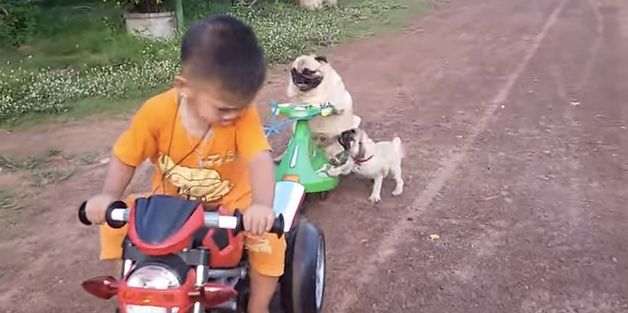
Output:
279,227,297,310
318,191,329,201
280,219,326,313
234,274,250,313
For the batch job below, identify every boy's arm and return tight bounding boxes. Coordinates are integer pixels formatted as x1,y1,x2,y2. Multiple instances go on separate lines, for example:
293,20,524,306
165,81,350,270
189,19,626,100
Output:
86,99,160,224
86,157,135,224
102,156,136,198
236,106,276,235
249,151,275,208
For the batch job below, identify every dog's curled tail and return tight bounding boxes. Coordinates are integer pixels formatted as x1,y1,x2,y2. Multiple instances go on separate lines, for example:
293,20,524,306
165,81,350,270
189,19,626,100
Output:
393,136,405,159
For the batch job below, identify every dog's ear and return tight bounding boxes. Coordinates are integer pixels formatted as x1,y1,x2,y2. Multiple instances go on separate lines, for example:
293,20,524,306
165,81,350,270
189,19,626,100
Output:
340,129,356,139
314,55,328,64
356,141,367,160
355,129,365,141
338,129,356,151
354,129,368,159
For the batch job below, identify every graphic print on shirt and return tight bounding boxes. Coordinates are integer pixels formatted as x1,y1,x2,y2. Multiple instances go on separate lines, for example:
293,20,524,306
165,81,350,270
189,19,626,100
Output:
158,152,235,202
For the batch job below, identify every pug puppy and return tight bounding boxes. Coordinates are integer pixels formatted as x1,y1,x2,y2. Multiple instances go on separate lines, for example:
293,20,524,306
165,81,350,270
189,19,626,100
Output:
286,54,361,167
334,128,405,203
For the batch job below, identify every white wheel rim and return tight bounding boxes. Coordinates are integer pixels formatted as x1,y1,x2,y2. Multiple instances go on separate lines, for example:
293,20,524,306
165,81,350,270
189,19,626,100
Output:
315,239,325,309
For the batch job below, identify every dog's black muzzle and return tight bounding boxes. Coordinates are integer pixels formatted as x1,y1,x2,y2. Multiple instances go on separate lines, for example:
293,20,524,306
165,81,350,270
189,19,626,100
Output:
291,68,323,92
338,129,356,151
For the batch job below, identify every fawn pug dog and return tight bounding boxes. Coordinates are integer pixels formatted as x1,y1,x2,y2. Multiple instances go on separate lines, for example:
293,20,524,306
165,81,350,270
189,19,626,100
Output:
285,54,361,172
333,128,405,203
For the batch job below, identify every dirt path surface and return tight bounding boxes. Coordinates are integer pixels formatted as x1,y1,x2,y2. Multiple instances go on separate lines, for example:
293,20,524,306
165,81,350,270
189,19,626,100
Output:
1,0,628,312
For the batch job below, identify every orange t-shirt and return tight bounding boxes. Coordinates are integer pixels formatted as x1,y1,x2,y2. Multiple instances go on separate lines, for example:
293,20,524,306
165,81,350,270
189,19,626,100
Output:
113,88,270,210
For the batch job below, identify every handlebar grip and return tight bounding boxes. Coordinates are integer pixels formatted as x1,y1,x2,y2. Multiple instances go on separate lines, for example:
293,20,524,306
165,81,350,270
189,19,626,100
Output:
231,210,284,238
270,215,284,239
320,107,333,117
232,210,245,235
78,201,92,226
105,201,128,229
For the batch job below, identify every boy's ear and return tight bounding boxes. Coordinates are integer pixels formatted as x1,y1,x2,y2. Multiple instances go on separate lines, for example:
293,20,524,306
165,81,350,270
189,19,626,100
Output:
174,75,190,97
174,75,186,89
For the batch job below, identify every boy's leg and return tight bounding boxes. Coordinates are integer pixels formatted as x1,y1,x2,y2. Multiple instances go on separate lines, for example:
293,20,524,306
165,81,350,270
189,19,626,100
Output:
248,270,279,313
245,233,286,313
100,223,127,276
98,192,149,276
111,260,123,277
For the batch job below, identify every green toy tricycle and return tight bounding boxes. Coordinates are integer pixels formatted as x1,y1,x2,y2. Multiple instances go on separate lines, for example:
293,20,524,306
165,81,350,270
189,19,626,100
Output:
271,102,339,200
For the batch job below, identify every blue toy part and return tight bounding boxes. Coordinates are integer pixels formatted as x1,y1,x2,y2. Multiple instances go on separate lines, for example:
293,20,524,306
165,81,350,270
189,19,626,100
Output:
264,101,293,137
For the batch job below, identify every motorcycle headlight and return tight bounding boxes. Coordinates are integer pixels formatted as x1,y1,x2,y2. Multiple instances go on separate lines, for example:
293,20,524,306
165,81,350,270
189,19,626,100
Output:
124,265,181,313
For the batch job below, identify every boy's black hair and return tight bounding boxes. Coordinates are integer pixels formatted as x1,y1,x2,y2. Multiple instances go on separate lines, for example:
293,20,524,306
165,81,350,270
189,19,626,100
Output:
181,15,266,104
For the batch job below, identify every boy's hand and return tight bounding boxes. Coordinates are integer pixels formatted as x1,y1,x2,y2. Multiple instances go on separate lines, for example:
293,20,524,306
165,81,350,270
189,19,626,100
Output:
243,204,275,236
85,194,116,224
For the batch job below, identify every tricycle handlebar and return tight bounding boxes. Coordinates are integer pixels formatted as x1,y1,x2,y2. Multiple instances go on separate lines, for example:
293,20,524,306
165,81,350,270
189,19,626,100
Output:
78,201,285,237
274,102,337,120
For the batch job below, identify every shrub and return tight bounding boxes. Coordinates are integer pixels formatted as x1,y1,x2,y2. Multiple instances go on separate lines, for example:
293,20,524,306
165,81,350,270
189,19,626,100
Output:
0,0,404,122
0,0,41,46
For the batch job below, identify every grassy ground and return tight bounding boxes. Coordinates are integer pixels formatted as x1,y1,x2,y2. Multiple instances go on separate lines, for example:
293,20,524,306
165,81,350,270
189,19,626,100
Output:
341,0,432,39
0,0,432,129
2,96,147,129
0,147,104,223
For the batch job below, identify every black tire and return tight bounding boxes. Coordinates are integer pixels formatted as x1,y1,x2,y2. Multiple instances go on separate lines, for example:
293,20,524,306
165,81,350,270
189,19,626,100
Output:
78,201,92,225
233,275,250,313
280,219,326,313
279,223,298,312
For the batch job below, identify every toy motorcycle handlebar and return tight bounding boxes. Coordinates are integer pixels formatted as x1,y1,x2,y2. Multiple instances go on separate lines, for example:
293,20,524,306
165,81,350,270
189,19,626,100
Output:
78,201,285,238
275,102,339,119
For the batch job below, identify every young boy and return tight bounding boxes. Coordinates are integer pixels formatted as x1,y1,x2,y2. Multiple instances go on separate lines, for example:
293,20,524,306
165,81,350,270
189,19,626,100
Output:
84,15,282,313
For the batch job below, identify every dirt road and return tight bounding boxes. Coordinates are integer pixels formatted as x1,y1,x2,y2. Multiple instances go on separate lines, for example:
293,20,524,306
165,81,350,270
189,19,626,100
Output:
1,0,627,312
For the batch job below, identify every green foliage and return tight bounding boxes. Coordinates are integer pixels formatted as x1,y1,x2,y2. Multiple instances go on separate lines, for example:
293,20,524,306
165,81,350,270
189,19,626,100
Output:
103,0,172,13
0,0,421,123
0,41,180,121
0,0,41,46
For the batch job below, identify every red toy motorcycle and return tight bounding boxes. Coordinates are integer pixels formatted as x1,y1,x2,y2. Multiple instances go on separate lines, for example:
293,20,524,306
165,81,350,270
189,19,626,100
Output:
78,181,325,313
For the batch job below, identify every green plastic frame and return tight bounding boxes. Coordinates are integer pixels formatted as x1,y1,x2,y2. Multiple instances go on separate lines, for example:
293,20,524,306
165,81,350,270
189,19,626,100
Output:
274,103,339,193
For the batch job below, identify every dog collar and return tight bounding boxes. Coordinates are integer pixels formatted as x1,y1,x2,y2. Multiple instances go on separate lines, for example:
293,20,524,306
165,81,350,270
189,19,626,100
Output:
354,155,374,164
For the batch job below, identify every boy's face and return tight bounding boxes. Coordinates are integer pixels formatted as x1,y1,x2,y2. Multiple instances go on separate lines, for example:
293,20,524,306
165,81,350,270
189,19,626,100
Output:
176,75,248,126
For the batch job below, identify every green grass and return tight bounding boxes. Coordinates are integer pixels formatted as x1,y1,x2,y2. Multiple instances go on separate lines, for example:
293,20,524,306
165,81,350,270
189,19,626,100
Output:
341,0,434,39
1,0,432,128
0,91,151,129
0,148,97,188
30,168,77,187
1,2,165,70
0,148,63,171
0,188,19,211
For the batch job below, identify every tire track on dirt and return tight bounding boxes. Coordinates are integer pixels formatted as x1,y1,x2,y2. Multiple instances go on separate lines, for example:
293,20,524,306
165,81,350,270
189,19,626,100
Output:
578,0,604,90
449,0,605,288
329,1,569,312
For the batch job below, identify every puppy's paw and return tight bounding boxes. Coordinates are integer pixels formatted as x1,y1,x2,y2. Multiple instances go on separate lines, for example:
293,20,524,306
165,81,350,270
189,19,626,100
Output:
369,194,381,203
326,165,342,177
340,166,354,175
392,187,403,196
327,168,341,177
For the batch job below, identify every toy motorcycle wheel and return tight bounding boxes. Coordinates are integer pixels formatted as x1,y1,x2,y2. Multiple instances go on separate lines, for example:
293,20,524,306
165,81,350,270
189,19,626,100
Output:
281,219,326,313
318,191,329,201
